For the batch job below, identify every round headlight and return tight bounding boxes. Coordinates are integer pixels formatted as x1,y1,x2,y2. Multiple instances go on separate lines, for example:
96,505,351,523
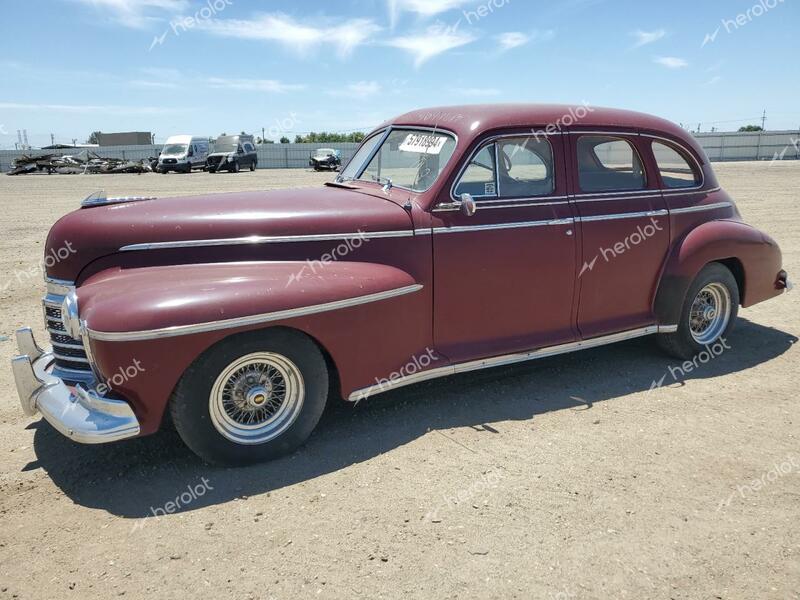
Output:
61,291,82,340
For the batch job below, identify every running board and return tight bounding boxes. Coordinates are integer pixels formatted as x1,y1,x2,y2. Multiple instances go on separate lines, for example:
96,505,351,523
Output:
348,325,677,402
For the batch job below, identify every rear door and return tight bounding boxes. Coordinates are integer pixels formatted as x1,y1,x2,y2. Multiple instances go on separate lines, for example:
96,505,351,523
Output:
568,131,670,338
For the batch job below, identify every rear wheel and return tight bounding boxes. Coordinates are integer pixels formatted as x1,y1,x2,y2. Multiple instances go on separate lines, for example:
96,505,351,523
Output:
170,329,329,466
657,262,739,359
250,159,256,171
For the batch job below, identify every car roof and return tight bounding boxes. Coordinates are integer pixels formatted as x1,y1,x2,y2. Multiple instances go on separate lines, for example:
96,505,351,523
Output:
384,104,705,160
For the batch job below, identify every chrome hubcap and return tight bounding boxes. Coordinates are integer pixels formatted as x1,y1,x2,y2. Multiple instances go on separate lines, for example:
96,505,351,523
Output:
209,352,304,445
689,283,731,345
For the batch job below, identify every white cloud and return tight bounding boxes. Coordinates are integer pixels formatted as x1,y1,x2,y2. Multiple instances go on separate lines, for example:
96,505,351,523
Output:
704,75,722,86
387,0,473,27
204,77,305,93
654,56,688,69
495,30,554,51
328,81,382,99
0,102,172,115
496,32,529,51
387,23,476,68
71,0,188,28
196,13,381,58
631,29,666,48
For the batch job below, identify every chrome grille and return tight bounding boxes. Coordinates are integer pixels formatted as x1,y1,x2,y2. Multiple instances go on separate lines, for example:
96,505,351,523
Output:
43,290,92,378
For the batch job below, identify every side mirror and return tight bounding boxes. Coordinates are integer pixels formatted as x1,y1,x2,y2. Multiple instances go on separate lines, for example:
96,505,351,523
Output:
459,193,477,217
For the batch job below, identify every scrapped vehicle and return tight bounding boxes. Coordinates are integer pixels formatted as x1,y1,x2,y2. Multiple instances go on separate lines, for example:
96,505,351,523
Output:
157,135,209,173
12,104,791,465
309,148,341,171
206,134,257,173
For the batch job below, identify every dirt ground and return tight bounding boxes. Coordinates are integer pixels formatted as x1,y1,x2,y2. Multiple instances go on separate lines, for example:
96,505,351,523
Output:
0,163,798,600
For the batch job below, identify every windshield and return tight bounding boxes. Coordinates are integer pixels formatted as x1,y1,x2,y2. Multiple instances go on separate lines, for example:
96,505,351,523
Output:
314,149,335,157
339,128,457,192
162,143,187,156
214,137,238,153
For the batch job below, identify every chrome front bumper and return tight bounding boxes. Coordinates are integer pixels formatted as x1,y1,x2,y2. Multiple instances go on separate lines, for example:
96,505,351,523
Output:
11,328,141,444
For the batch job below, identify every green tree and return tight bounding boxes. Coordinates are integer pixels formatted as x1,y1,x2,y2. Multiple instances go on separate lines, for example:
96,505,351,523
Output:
738,125,764,132
86,131,102,144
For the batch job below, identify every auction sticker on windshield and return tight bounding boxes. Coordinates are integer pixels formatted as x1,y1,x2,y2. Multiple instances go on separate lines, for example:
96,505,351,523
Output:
399,133,448,155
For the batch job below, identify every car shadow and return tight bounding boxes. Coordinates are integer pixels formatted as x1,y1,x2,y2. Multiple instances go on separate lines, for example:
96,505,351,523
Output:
24,318,796,518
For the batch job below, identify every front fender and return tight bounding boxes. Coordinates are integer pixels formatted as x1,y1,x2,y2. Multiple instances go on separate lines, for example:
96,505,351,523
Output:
77,261,428,435
655,219,783,325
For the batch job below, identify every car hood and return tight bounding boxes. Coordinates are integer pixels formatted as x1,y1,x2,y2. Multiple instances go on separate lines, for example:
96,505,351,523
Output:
45,186,413,281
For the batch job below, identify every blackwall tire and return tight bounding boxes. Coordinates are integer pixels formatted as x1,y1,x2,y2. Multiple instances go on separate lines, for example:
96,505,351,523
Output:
656,262,739,360
170,329,329,466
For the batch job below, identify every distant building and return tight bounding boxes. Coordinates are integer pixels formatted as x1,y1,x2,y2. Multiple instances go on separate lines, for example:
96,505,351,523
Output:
96,132,153,146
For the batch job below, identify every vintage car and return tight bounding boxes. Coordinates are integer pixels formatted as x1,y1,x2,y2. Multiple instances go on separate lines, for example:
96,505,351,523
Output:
11,104,791,465
309,148,342,171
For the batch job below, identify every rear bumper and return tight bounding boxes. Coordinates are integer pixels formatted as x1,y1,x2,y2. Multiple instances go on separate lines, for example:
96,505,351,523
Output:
11,328,141,444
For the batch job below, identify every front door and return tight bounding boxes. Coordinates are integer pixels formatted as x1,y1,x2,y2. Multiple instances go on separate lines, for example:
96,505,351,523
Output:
432,131,578,363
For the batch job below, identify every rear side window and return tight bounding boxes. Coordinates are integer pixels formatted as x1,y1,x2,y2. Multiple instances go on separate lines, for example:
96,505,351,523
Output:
577,136,645,192
652,141,701,189
454,136,554,199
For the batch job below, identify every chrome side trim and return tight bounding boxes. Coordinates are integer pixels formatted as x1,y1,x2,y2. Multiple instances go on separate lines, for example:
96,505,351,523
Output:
573,193,663,203
349,325,678,401
119,230,416,252
669,201,733,215
662,186,720,196
86,284,424,342
432,218,573,235
578,209,668,223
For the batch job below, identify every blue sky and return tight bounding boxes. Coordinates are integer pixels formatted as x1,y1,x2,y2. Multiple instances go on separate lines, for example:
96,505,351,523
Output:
0,0,798,148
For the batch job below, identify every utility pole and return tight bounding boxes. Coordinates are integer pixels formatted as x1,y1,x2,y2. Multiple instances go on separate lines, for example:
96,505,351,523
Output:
50,133,55,146
262,127,265,144
761,110,767,130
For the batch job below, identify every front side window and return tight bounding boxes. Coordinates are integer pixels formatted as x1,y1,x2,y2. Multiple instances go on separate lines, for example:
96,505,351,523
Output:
454,136,555,199
577,136,646,192
342,129,457,192
652,141,701,189
497,137,554,197
454,144,497,197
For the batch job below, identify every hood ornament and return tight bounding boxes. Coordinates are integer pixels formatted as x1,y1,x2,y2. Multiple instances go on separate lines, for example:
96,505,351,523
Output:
81,190,157,208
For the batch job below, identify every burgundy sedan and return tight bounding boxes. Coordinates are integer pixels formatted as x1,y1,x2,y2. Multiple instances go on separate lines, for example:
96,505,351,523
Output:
12,104,791,465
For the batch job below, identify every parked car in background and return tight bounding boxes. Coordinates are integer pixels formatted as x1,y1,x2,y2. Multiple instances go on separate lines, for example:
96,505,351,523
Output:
309,148,341,171
11,104,790,466
206,134,257,173
157,135,208,173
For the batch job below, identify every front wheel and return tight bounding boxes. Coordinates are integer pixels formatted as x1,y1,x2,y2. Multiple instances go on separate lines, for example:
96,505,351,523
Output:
170,329,329,466
231,161,240,173
249,160,256,171
657,262,739,360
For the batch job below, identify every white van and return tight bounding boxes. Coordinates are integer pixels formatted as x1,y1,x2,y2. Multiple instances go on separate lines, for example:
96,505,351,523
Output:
157,135,209,173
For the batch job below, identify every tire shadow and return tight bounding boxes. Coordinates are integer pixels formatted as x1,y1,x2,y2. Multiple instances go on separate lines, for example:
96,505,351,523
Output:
24,317,796,518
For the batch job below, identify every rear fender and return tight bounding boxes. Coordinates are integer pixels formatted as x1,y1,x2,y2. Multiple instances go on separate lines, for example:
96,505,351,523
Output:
655,220,783,325
77,261,429,435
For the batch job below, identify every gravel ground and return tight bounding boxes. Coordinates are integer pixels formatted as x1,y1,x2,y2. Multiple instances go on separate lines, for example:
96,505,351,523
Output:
0,163,798,600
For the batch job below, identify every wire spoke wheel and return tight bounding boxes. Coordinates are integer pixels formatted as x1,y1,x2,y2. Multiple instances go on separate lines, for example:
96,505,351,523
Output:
688,282,731,345
209,352,305,445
